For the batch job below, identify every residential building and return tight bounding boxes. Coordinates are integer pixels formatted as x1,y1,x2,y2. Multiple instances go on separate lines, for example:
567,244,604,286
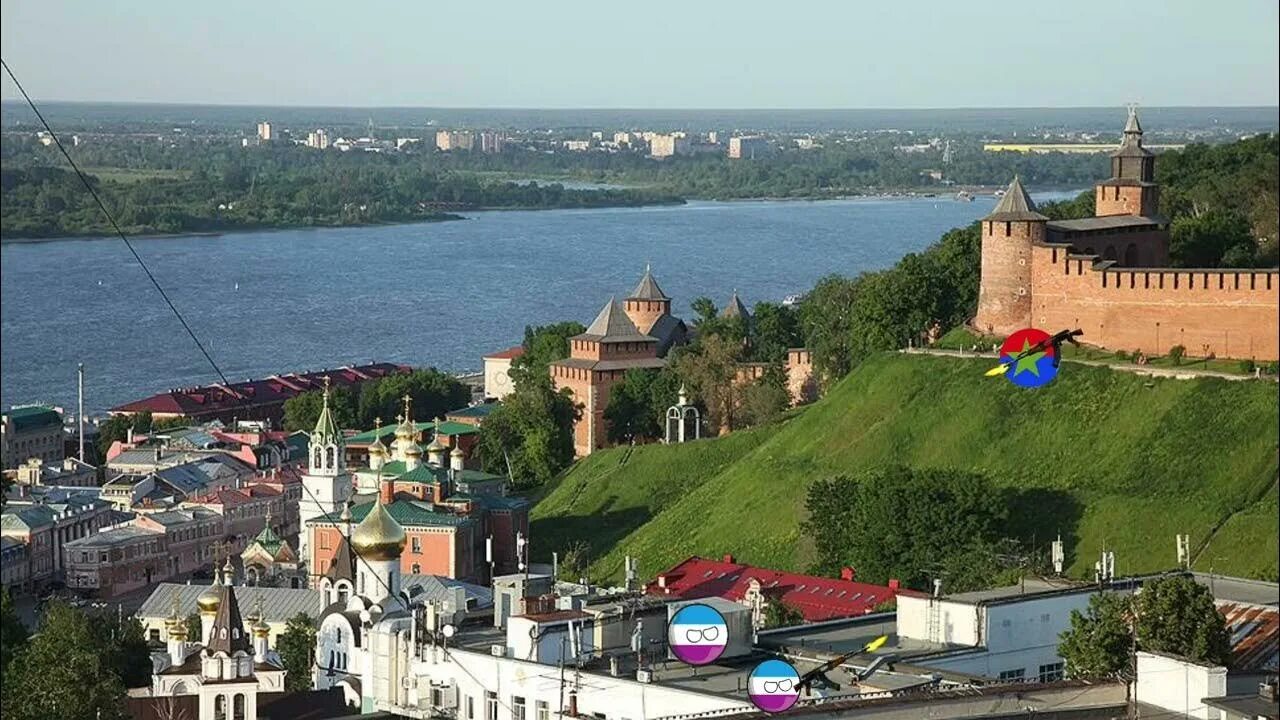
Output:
109,362,409,424
481,345,524,400
63,524,168,596
563,139,591,151
9,456,97,488
479,131,504,153
184,484,284,556
649,133,689,158
256,121,273,141
646,555,915,627
2,492,113,591
728,135,770,159
1,536,30,592
435,130,474,151
305,129,330,149
2,405,65,469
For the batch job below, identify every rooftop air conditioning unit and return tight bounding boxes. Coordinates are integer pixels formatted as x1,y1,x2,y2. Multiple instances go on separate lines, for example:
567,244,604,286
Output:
490,644,506,658
636,669,653,683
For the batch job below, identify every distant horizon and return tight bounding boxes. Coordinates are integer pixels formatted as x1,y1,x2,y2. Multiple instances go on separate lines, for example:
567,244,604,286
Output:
4,99,1279,112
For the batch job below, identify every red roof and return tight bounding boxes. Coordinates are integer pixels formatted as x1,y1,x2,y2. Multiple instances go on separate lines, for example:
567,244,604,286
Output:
1217,601,1279,672
644,556,916,622
110,362,411,417
484,346,526,360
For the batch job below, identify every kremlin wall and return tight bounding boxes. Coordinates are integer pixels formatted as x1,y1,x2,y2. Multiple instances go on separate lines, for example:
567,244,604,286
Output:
975,110,1279,361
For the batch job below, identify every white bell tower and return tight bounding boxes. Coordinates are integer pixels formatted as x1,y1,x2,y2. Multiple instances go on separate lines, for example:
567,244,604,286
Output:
300,377,353,570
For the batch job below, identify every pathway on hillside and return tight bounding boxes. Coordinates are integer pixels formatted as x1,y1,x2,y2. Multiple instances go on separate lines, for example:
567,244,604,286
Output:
902,347,1275,382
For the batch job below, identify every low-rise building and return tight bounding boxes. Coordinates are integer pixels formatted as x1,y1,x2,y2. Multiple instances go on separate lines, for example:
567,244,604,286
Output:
63,524,168,596
2,405,65,469
9,456,97,488
1,536,30,592
481,345,524,400
2,491,114,591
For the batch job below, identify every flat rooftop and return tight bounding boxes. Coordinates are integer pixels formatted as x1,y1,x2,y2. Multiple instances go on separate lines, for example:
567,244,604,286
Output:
1046,215,1164,232
1194,573,1279,607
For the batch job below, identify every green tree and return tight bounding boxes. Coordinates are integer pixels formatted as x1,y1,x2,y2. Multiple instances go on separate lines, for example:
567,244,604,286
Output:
282,386,357,432
798,275,860,382
1,602,127,720
748,302,802,363
763,601,804,629
277,613,317,692
1169,209,1257,268
604,369,666,444
1136,575,1230,665
801,466,1010,592
476,380,578,488
508,322,586,391
737,367,791,428
355,368,470,427
0,588,28,677
1058,592,1133,680
91,611,153,688
671,334,743,434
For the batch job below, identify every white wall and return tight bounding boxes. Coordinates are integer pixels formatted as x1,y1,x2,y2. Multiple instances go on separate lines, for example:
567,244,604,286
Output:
484,358,516,400
897,595,981,646
1133,651,1226,720
396,645,750,720
507,617,596,666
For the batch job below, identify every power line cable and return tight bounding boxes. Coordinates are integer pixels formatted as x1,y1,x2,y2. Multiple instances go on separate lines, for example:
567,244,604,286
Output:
3,59,527,713
1,58,231,388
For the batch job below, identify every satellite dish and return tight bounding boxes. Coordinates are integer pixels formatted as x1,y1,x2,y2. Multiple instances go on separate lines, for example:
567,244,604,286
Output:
442,624,456,638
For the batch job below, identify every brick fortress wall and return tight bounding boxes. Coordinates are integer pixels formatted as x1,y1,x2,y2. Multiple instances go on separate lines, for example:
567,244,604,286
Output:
1030,244,1280,360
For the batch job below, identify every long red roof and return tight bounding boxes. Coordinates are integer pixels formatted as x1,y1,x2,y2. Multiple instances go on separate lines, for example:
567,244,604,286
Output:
644,555,917,622
111,362,411,416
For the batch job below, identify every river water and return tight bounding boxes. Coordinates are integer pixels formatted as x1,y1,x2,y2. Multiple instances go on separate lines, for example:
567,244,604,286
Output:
1,192,1076,413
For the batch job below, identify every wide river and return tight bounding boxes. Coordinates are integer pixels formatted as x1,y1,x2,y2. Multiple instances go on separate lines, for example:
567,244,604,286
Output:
2,192,1076,413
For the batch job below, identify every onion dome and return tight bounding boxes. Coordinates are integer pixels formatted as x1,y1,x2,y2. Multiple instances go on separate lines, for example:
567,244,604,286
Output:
450,445,464,458
404,442,423,458
351,501,407,561
197,575,222,613
368,417,388,456
426,419,448,453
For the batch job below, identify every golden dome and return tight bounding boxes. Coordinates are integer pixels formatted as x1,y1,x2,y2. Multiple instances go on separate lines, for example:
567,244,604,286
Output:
351,501,407,561
394,422,414,440
197,581,222,613
404,443,423,457
450,445,465,457
368,440,387,457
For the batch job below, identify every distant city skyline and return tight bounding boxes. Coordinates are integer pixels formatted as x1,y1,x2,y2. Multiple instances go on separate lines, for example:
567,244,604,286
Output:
1,0,1278,109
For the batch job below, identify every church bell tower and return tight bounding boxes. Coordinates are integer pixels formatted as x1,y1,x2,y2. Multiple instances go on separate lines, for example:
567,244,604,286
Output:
299,377,353,569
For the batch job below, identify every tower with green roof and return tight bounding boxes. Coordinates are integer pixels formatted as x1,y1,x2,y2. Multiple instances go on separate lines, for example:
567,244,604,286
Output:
299,377,353,575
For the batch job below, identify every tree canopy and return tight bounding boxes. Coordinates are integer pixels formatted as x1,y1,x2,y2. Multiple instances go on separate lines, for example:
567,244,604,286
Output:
277,613,318,692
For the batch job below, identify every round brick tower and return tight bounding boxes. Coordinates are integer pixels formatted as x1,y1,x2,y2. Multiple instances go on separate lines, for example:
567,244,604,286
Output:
974,177,1047,336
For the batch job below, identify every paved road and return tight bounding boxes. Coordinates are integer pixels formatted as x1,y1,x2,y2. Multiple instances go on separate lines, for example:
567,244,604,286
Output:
902,347,1274,382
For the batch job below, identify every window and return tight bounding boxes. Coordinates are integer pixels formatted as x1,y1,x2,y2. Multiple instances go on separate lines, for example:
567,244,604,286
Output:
1038,662,1064,683
412,564,421,574
485,692,498,720
412,537,421,553
149,628,161,642
512,696,526,720
466,696,475,720
535,700,549,720
997,668,1026,682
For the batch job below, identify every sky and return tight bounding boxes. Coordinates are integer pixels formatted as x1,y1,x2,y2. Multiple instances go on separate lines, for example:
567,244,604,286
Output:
2,0,1277,108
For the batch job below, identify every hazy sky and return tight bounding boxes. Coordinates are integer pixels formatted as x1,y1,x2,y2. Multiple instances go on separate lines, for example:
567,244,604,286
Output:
2,0,1277,108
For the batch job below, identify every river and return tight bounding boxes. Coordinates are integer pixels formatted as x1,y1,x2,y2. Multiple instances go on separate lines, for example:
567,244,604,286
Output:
1,192,1077,413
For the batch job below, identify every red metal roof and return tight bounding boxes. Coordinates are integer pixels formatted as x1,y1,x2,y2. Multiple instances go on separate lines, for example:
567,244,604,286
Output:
110,362,411,417
1218,601,1279,672
644,556,916,622
484,346,526,360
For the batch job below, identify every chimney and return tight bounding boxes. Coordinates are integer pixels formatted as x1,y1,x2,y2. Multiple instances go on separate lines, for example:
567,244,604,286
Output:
379,475,394,505
567,690,578,718
888,578,900,591
722,554,734,564
127,427,134,444
840,567,855,582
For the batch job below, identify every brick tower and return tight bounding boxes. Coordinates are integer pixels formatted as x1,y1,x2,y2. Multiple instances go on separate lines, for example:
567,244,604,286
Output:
973,176,1047,336
1096,107,1158,217
623,264,672,335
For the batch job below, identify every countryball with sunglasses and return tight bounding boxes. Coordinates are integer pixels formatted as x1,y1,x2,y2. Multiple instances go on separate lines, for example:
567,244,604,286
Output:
748,659,802,712
667,603,729,665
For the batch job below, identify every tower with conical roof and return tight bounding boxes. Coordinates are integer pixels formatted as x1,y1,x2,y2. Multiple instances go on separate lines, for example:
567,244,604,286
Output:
198,582,261,720
1096,106,1159,217
624,263,673,335
300,377,353,578
550,297,665,455
973,176,1047,335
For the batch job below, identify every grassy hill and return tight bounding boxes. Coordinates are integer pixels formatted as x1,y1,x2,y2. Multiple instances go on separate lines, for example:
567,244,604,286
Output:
530,353,1279,584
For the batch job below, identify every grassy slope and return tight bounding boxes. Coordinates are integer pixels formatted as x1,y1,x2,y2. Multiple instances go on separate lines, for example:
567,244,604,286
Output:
531,353,1279,583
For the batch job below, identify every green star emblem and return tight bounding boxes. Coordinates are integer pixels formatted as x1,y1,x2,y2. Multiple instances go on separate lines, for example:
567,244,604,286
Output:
1012,339,1046,377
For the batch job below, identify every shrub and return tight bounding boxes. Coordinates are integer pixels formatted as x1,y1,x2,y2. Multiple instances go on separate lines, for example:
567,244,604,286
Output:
1168,345,1186,365
1239,359,1256,374
1114,350,1130,361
